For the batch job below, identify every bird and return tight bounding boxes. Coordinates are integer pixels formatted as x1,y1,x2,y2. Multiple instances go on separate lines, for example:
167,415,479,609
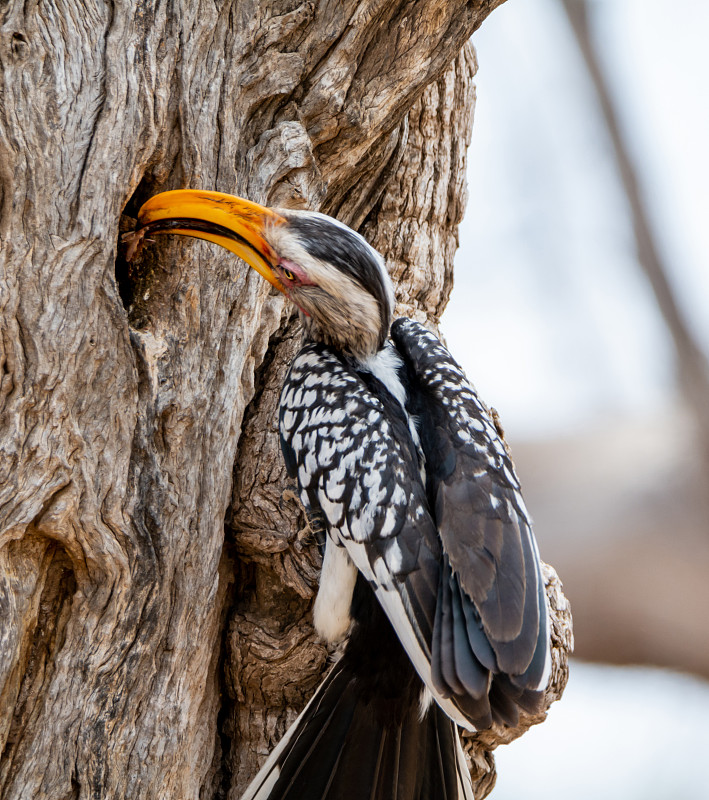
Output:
129,189,551,800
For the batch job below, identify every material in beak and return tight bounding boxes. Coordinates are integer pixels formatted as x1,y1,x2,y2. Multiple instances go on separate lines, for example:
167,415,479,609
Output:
133,189,287,291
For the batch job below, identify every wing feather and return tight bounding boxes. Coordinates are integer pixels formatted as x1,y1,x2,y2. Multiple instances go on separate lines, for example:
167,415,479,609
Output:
281,344,481,728
391,318,551,697
280,330,550,732
449,569,489,699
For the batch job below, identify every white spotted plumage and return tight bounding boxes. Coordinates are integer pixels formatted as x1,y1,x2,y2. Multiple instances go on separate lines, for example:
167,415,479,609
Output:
279,319,551,732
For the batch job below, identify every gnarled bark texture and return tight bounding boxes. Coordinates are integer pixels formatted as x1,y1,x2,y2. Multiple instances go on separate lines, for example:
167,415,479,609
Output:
0,1,571,798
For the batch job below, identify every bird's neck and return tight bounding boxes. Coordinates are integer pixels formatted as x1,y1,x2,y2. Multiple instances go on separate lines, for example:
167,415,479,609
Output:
300,310,386,363
352,343,409,409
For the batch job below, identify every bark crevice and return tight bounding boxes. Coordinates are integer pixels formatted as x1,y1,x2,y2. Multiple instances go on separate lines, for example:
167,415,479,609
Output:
0,538,77,791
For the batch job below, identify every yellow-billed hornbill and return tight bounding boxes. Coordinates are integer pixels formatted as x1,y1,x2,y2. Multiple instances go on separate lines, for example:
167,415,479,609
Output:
131,190,551,800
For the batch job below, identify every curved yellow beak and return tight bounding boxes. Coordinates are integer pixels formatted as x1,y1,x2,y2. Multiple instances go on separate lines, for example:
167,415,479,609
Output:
135,189,287,291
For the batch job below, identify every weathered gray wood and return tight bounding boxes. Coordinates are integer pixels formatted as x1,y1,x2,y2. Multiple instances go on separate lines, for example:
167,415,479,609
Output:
0,1,570,798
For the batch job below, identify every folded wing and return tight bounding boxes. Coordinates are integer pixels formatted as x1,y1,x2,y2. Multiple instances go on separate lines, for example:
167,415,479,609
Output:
280,330,550,731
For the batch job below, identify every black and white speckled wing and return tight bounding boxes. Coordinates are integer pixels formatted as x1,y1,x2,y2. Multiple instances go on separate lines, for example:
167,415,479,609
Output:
279,343,477,729
391,318,551,712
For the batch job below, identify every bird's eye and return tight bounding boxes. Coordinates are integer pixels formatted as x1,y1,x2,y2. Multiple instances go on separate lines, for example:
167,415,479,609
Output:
282,268,296,282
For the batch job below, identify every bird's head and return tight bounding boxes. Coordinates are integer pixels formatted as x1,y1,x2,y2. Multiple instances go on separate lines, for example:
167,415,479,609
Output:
131,190,394,360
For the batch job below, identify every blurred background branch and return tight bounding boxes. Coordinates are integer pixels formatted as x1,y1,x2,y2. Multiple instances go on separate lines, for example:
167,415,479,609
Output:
561,0,709,470
445,1,709,797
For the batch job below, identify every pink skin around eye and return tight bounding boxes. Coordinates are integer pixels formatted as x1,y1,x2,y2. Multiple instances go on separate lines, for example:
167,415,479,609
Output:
277,259,317,287
276,259,314,316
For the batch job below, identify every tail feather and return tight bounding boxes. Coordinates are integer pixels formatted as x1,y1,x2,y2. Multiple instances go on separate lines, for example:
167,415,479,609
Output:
324,691,390,799
242,664,355,800
426,702,474,800
240,663,474,800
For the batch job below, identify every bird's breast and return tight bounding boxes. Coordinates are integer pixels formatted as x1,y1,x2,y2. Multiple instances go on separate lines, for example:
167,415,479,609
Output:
355,343,426,484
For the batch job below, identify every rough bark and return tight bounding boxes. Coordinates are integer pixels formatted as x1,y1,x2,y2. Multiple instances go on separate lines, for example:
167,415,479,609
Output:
0,2,570,799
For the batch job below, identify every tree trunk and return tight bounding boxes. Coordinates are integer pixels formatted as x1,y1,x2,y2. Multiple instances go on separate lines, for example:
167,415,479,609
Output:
0,2,570,799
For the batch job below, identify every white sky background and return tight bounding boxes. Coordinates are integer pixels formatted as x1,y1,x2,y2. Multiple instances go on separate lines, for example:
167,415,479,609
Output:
441,2,709,797
442,0,709,441
494,662,709,800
